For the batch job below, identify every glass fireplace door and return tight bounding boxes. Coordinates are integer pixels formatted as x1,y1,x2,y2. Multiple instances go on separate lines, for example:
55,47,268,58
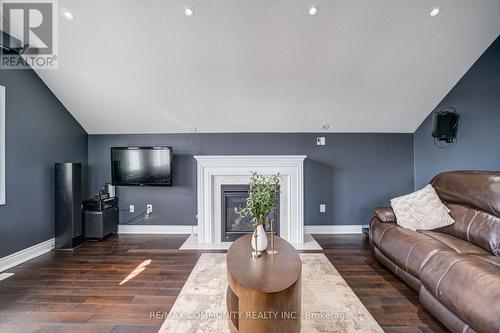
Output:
221,185,279,241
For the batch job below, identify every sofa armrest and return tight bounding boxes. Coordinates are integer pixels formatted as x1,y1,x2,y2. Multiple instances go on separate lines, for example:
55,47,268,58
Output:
373,207,397,223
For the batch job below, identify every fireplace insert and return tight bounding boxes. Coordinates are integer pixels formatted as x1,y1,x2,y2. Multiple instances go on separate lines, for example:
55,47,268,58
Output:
221,184,280,241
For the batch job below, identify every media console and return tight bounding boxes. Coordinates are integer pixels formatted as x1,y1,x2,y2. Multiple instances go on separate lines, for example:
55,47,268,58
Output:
83,197,118,240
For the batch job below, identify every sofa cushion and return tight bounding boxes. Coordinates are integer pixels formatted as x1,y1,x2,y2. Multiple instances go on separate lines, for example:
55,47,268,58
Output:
471,254,500,267
436,203,500,255
371,219,450,278
390,184,454,231
420,251,500,333
418,230,489,255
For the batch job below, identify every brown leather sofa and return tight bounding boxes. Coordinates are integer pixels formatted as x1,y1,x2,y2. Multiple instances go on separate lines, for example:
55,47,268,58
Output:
370,171,500,333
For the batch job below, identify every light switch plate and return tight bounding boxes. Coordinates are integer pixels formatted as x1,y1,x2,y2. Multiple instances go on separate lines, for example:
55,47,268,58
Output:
316,137,326,146
320,204,326,213
129,205,135,213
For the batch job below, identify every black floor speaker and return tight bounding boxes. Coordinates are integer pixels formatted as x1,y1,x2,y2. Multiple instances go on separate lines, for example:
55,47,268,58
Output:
55,163,83,250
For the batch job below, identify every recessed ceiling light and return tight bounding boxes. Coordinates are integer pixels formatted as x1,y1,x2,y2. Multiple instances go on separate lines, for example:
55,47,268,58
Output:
308,6,318,16
60,8,74,21
184,6,194,17
321,123,330,130
430,7,440,17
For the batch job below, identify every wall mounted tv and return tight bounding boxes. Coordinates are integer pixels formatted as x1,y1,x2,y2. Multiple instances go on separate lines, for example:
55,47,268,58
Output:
111,146,172,186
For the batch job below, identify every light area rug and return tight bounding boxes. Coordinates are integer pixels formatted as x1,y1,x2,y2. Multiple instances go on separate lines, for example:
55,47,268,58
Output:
159,253,383,333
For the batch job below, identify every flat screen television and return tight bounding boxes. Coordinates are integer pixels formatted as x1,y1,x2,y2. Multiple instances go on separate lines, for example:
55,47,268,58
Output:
111,146,172,186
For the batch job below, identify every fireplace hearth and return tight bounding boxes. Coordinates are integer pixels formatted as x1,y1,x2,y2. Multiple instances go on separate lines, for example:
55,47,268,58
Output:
221,184,279,241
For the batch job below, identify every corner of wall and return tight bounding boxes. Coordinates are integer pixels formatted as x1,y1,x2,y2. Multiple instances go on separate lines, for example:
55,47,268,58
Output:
412,132,416,190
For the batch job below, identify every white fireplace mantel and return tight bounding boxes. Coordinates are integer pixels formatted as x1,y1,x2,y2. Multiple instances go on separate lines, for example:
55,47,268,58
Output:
194,155,307,244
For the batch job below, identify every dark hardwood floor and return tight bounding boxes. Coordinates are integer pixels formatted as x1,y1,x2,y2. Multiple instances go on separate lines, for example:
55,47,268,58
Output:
313,235,449,333
0,234,448,333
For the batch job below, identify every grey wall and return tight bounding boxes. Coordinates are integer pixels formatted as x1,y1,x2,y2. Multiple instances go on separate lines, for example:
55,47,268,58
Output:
88,133,414,227
0,67,88,258
414,36,500,188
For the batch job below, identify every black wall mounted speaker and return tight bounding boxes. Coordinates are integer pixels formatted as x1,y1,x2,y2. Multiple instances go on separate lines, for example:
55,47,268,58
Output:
432,107,459,145
55,163,83,250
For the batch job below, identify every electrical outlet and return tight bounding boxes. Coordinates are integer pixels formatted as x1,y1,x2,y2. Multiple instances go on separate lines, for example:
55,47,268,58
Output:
320,204,326,213
316,137,326,146
129,205,135,213
147,204,153,214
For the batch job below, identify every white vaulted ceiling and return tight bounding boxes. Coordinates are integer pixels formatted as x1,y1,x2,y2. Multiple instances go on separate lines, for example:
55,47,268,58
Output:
34,0,500,134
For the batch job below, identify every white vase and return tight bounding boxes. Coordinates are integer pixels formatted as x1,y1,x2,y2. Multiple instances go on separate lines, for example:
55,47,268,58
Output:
251,224,268,252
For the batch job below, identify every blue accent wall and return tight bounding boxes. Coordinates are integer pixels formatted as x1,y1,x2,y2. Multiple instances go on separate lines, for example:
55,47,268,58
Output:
88,133,414,227
414,36,500,188
0,67,88,258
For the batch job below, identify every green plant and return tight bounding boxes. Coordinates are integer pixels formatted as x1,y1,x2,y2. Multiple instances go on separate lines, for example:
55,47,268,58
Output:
239,172,281,228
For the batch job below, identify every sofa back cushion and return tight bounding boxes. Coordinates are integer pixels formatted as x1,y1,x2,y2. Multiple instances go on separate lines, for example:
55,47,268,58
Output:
437,204,500,255
431,171,500,255
431,171,500,217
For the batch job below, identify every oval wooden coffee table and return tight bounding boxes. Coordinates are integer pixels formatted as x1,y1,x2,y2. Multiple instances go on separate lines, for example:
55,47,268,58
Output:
226,234,301,333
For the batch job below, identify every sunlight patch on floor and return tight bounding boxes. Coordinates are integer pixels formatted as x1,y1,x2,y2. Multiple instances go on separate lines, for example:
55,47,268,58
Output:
119,259,151,285
0,273,14,281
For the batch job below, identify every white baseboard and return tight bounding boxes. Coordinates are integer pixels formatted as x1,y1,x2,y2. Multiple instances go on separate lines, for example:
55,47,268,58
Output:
0,238,54,272
118,224,197,235
305,225,363,234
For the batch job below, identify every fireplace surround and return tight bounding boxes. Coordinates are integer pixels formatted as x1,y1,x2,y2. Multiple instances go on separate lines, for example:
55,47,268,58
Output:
194,155,306,244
